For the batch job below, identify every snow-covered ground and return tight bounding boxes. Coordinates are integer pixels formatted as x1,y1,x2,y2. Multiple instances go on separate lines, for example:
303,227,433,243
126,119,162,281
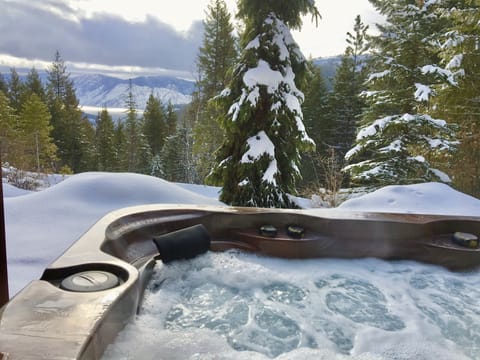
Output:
3,173,480,359
4,172,480,296
3,172,222,295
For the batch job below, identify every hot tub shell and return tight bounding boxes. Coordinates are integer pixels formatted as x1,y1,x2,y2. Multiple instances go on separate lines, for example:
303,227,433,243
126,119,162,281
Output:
1,205,479,359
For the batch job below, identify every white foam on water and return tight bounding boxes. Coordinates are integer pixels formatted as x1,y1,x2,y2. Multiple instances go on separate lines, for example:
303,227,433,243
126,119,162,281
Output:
103,252,480,360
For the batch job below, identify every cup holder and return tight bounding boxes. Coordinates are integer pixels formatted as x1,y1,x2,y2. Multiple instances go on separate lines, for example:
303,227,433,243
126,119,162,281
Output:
60,270,120,292
41,263,129,292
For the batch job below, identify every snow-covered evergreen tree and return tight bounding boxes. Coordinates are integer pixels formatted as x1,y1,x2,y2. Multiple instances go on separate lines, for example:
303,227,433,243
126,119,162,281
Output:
208,0,319,208
344,0,456,187
150,154,164,178
435,0,480,196
161,127,197,183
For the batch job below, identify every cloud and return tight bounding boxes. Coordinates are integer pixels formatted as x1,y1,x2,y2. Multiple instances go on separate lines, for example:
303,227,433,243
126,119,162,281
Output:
0,0,203,72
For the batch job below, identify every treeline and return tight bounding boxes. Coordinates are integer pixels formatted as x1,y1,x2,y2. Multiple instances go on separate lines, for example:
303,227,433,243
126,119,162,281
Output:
0,52,189,181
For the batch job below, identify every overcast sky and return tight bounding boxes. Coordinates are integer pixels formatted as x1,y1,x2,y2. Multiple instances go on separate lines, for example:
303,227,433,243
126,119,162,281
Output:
0,0,382,78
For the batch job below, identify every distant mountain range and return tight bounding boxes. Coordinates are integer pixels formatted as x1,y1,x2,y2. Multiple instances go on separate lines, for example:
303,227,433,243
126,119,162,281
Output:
72,74,194,110
1,55,343,120
72,56,342,111
313,56,343,90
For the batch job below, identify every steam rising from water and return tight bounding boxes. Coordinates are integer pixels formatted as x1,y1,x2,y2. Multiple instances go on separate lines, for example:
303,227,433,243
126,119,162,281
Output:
104,251,480,359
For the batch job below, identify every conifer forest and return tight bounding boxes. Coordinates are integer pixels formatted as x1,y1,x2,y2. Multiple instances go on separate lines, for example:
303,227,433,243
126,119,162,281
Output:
1,0,479,207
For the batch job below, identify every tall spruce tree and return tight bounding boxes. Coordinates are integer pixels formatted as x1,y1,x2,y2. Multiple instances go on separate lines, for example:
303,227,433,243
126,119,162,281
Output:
0,73,7,95
161,127,197,183
46,51,94,172
124,80,151,173
95,108,116,171
165,102,177,137
113,120,128,171
7,68,24,113
0,90,18,165
17,94,57,172
24,67,47,103
208,0,320,207
299,63,330,188
330,15,369,159
143,94,167,157
192,0,238,182
435,0,480,196
344,0,456,187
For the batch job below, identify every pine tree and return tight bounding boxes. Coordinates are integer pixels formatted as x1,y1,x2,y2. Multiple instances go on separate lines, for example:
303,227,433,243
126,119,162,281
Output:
0,73,7,95
192,0,238,182
0,90,18,165
299,63,330,188
150,154,164,178
435,1,480,196
124,80,151,173
46,51,94,172
344,0,456,187
95,108,116,171
143,93,167,156
208,0,320,207
113,121,128,171
24,67,47,103
330,15,369,159
161,127,197,183
17,94,57,171
7,68,24,113
197,0,238,101
165,102,178,136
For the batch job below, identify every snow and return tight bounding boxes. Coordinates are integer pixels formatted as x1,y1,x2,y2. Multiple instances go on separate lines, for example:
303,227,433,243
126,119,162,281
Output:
356,113,447,141
241,131,276,164
3,183,32,198
338,182,480,215
243,60,284,94
367,70,390,82
414,83,433,102
262,158,278,185
421,64,458,85
240,131,278,185
74,74,193,109
245,37,260,50
431,168,452,183
4,171,480,359
344,144,363,160
379,139,402,153
4,172,222,295
446,54,463,70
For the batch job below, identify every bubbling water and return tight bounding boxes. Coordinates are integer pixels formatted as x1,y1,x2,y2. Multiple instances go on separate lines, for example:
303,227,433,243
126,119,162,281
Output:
103,251,480,359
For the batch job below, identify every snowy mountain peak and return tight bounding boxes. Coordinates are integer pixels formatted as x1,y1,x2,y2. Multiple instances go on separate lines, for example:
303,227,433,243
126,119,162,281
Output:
73,74,195,110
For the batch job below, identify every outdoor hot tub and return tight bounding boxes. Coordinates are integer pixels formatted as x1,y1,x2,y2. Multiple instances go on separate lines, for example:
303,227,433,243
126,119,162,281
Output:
0,205,479,359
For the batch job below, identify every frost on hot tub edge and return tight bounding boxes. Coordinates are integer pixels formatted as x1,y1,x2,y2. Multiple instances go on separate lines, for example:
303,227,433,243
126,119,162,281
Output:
0,204,479,359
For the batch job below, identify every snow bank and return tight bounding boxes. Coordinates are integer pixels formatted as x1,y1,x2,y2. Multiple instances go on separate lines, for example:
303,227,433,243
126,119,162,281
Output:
5,172,223,295
3,183,32,198
338,182,480,216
